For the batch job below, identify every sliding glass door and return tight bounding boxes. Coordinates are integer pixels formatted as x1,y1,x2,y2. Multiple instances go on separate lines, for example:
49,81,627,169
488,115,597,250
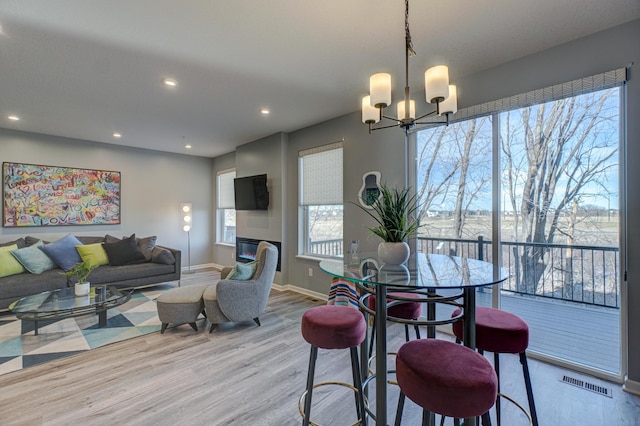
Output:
416,86,623,377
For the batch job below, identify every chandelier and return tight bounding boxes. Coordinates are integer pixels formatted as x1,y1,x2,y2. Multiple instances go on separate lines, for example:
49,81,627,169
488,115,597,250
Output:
361,0,457,134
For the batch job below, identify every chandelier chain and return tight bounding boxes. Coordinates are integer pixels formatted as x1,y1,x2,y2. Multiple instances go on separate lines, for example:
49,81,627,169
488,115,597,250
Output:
405,0,416,57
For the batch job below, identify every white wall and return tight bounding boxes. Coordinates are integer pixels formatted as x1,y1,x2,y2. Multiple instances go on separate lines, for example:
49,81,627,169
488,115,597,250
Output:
0,128,214,267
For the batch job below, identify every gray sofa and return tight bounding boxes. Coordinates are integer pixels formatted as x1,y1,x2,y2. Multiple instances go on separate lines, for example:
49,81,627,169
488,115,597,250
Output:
0,235,181,311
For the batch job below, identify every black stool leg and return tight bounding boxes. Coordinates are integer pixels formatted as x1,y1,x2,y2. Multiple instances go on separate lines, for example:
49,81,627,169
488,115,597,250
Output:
303,345,318,426
494,353,500,426
422,409,435,426
404,324,410,341
520,352,539,426
350,347,367,425
414,324,421,340
395,392,406,426
369,321,376,355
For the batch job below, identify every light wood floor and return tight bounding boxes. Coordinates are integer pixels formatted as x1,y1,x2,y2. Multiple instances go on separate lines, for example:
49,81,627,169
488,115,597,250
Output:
0,268,638,425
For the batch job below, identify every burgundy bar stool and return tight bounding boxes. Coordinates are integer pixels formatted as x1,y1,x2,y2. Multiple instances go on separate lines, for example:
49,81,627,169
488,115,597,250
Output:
366,292,423,355
452,307,539,426
300,305,367,426
395,339,498,425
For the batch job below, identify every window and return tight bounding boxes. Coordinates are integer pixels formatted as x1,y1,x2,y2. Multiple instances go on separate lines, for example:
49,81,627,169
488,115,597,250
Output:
299,142,343,257
415,68,625,377
217,169,236,244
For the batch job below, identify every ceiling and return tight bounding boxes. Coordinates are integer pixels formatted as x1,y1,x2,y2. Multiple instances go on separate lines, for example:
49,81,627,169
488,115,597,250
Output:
1,1,639,158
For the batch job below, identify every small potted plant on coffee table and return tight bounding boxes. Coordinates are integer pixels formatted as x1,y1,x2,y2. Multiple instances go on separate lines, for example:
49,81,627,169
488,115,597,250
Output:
63,260,97,296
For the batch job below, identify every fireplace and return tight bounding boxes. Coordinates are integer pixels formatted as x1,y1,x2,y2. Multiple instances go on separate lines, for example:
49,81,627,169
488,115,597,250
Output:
236,237,281,271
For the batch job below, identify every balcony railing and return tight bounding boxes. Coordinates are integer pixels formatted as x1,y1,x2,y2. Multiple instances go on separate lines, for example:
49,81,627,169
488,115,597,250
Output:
308,238,343,257
418,236,620,308
310,237,620,308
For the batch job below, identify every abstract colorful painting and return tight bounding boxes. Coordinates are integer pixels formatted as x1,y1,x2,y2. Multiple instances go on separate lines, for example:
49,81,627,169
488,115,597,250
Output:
2,162,121,227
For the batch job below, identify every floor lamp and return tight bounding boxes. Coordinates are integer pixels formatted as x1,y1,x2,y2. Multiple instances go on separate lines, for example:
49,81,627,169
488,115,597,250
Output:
181,203,195,275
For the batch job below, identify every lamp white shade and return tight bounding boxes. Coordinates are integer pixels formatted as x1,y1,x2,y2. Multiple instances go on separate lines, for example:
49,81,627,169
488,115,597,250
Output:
439,85,458,115
397,99,416,120
425,65,450,103
370,73,391,108
180,203,192,232
362,96,380,124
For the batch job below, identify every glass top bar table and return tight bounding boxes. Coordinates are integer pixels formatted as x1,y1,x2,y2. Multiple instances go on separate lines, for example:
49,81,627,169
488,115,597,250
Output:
320,252,507,426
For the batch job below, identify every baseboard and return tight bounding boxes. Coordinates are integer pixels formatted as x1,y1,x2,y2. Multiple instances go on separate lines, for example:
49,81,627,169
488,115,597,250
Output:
623,376,640,395
271,283,327,301
181,263,219,273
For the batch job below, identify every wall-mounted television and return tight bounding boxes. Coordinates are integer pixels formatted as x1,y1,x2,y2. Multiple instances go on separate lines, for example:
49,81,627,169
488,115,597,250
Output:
234,174,269,210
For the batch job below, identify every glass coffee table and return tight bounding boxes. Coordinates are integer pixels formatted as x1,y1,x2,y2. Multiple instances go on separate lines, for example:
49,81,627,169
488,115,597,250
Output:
9,286,132,335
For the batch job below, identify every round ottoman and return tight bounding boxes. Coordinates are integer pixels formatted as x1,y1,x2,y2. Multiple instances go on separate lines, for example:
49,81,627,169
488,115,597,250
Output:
157,285,206,333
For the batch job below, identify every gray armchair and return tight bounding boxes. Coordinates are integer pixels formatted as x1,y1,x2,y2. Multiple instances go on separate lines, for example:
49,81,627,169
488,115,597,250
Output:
203,241,278,332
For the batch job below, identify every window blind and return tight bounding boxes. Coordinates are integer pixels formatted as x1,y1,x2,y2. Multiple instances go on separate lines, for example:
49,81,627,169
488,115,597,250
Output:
415,67,628,129
299,141,343,205
217,169,236,209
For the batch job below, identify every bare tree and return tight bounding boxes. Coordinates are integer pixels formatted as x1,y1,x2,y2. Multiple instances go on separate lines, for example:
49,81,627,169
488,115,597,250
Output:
502,90,618,294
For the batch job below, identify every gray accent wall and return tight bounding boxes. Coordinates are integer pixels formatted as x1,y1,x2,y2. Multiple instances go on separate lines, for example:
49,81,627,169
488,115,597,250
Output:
0,128,213,267
210,19,640,388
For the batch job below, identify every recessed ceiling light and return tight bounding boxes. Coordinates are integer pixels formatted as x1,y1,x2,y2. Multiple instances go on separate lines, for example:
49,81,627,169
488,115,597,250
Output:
163,78,177,87
260,108,270,115
185,144,192,149
8,115,19,121
112,132,122,138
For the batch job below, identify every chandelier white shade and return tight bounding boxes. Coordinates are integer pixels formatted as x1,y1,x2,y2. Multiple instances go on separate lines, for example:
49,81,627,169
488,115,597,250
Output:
424,65,450,103
362,0,458,133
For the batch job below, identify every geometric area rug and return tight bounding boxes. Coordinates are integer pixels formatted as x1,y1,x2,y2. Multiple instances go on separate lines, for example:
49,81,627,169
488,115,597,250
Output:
0,284,174,377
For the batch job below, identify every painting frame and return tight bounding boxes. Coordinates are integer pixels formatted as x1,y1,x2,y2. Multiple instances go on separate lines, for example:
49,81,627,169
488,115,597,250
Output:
2,162,121,227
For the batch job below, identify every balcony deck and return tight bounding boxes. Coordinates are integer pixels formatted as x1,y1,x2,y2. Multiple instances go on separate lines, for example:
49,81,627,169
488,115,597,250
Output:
474,290,621,374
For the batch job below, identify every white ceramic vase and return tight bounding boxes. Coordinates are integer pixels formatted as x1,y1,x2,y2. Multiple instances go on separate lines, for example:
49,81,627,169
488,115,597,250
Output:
75,282,90,297
377,242,410,265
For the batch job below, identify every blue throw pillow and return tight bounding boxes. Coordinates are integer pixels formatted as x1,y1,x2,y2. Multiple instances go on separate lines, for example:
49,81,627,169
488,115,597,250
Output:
11,240,58,274
226,261,258,281
39,234,84,271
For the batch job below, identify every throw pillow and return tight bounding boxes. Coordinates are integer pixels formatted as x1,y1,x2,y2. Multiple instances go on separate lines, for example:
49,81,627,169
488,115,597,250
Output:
103,234,146,266
151,247,176,265
136,236,157,261
226,261,258,281
10,240,57,274
76,243,109,268
0,238,26,249
104,234,121,244
0,244,27,278
39,234,84,271
25,236,45,246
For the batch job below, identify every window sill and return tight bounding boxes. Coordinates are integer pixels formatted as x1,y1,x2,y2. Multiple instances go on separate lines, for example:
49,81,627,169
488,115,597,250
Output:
215,242,235,248
296,254,342,263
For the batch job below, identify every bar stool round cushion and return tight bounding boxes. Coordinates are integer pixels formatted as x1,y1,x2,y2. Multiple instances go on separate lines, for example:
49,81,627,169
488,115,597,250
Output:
451,307,529,354
396,339,498,419
301,305,366,349
367,292,422,319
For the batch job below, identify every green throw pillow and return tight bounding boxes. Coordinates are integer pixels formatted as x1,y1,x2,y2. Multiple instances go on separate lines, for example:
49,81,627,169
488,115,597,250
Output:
0,244,27,278
11,240,57,274
76,243,109,268
226,261,258,281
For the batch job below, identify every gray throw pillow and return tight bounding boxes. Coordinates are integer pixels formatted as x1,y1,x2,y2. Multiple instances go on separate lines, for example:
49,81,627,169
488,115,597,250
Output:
136,236,157,261
0,238,26,249
151,247,176,265
103,234,146,266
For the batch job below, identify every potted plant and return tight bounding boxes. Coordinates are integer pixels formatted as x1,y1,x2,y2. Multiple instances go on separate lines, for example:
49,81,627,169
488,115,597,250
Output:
356,184,423,264
62,260,98,296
